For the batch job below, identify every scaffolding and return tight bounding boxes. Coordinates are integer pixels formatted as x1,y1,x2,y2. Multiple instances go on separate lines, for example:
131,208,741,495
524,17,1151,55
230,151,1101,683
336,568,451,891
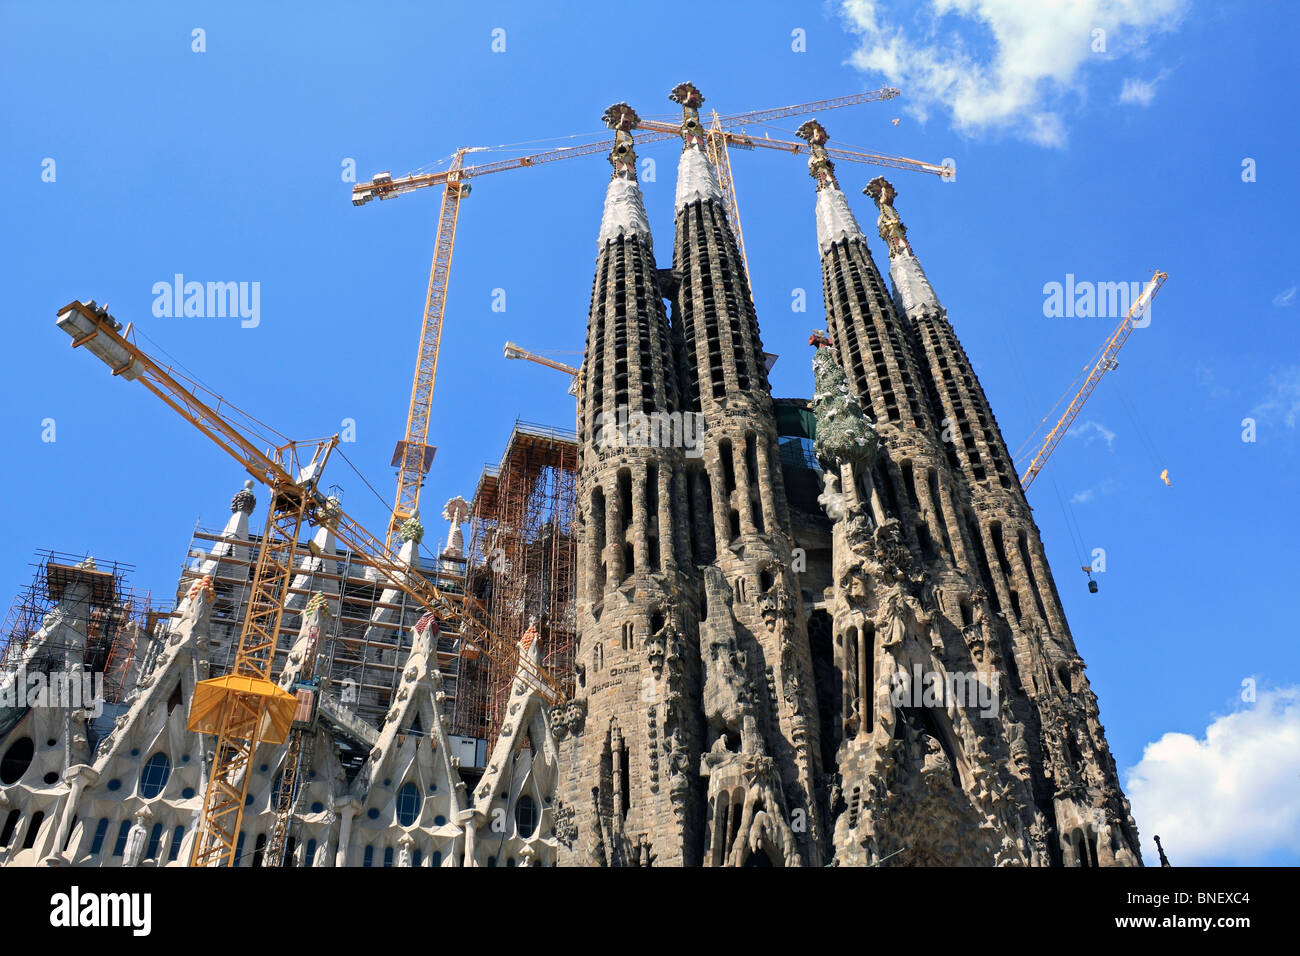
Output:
0,550,163,706
173,524,467,734
455,420,578,740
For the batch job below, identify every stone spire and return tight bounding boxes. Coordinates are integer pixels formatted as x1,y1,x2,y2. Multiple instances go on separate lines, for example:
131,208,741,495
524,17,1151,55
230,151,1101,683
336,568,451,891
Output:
199,479,257,578
669,82,723,208
666,81,826,865
863,176,939,317
561,98,700,868
441,496,469,558
795,120,865,255
596,103,653,251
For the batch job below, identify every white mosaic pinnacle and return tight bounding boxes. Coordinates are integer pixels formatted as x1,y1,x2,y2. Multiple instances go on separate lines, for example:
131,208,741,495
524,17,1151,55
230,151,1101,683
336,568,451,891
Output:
889,252,940,316
675,146,722,209
597,177,653,252
814,187,864,254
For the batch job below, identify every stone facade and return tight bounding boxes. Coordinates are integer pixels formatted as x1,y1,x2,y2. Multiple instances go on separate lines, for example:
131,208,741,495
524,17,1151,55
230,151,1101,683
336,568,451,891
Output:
799,122,1140,866
0,486,556,868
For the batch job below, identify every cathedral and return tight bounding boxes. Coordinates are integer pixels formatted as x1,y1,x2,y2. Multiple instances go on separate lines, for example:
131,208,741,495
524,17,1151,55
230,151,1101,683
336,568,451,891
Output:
0,82,1140,868
555,83,1140,867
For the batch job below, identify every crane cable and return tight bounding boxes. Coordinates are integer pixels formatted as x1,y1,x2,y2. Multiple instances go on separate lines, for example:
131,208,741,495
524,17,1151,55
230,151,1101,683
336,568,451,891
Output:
1111,375,1166,481
1001,323,1091,573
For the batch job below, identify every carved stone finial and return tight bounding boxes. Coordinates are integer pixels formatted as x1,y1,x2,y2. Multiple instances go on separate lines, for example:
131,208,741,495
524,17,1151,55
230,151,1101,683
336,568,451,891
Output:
796,120,839,190
441,495,470,557
669,82,707,150
304,590,331,620
186,574,215,603
602,103,641,180
398,511,425,545
231,479,256,514
863,176,911,257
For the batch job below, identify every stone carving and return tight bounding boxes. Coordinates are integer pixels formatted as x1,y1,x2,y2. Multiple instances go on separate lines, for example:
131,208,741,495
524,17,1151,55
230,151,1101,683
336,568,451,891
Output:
399,511,424,545
441,496,470,558
811,338,878,475
863,176,911,257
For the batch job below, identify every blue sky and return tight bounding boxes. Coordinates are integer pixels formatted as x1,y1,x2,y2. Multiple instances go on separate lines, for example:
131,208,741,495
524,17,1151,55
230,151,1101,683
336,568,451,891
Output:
2,1,1297,864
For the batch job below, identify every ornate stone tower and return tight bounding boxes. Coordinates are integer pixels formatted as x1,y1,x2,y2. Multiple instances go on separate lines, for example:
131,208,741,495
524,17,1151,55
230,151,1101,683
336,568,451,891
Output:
860,172,1141,867
797,119,1141,867
557,103,704,867
667,82,824,866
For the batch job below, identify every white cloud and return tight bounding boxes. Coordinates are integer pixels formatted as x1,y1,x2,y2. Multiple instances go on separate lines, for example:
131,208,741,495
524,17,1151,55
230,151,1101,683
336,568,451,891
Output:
1125,686,1300,865
1069,475,1115,505
1273,285,1296,307
839,0,1188,146
1253,365,1300,428
1067,419,1116,448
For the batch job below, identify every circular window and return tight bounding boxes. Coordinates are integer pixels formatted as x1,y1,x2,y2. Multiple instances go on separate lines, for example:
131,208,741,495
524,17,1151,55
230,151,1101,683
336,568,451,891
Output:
245,793,255,807
428,783,438,793
311,801,324,814
383,778,391,787
182,787,196,799
43,771,59,785
367,807,380,820
395,783,421,827
514,794,539,838
260,764,269,773
434,814,447,827
0,738,34,784
130,748,140,757
182,754,191,763
106,778,122,792
45,738,56,747
140,753,172,798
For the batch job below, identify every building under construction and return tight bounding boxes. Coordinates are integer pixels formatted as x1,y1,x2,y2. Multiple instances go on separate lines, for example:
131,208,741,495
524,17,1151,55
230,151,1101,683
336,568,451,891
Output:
0,82,1146,868
456,421,578,742
0,552,164,731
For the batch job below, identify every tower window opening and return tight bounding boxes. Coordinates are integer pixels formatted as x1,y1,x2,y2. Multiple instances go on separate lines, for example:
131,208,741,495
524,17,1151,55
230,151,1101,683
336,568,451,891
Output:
21,811,44,851
0,810,21,848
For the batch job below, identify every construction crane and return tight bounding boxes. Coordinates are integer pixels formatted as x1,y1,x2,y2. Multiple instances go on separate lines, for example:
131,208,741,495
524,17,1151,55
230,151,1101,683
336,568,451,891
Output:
263,600,325,866
1018,270,1168,490
353,86,948,553
504,341,580,396
54,299,562,867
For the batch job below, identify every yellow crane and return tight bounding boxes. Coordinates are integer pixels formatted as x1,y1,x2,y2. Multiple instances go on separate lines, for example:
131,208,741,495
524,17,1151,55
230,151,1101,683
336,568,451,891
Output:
503,341,580,395
354,86,947,552
55,299,562,867
1017,270,1168,490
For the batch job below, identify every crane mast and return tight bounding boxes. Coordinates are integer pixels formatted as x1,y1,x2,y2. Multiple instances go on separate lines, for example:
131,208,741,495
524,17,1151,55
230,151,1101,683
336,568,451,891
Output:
386,149,467,550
